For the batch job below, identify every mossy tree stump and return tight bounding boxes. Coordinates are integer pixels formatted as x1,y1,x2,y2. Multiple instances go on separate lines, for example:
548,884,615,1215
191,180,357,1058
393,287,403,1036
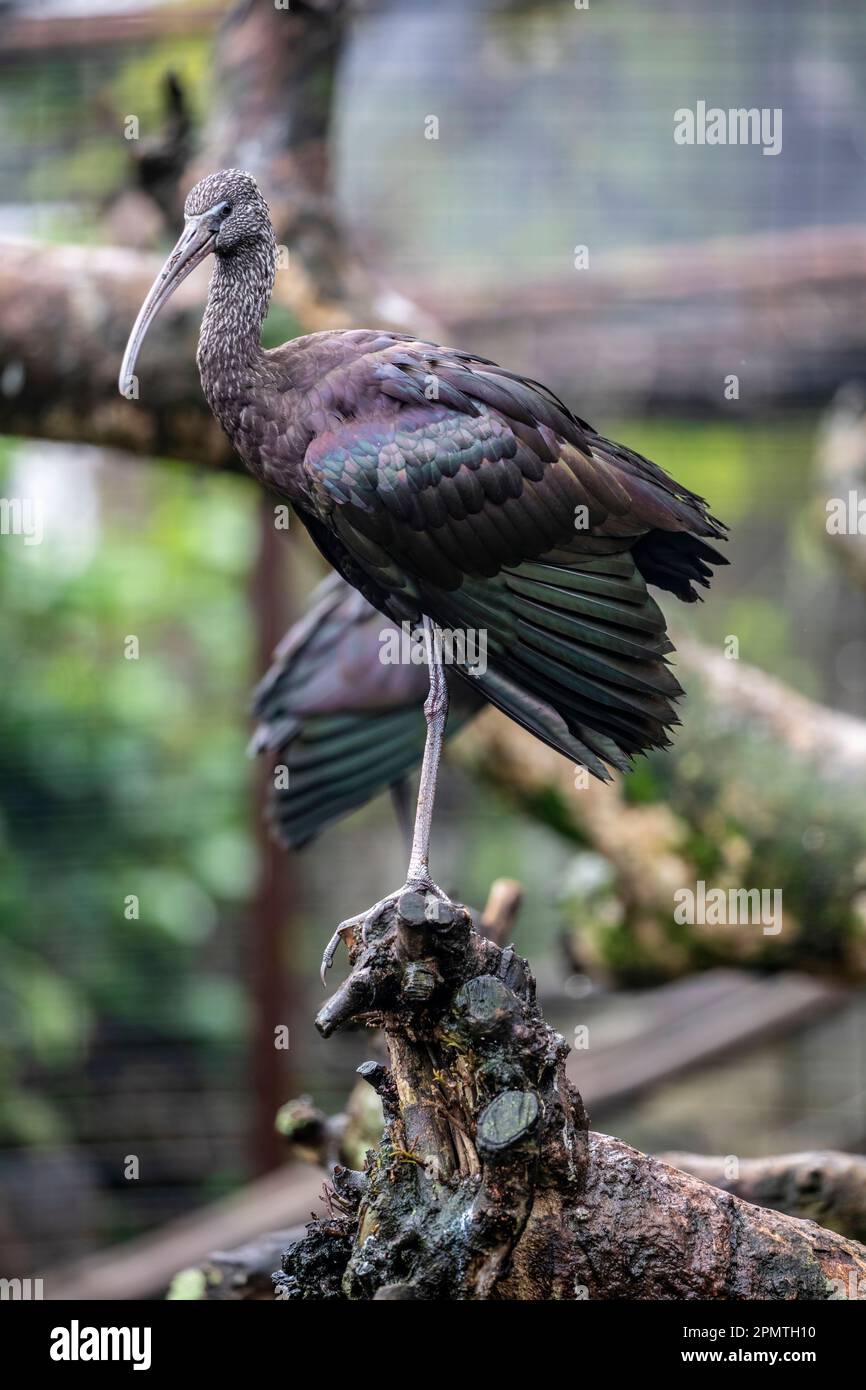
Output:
274,891,866,1301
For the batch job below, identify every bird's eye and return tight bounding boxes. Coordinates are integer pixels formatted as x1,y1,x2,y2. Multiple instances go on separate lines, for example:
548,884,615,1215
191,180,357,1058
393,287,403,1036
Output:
214,201,232,219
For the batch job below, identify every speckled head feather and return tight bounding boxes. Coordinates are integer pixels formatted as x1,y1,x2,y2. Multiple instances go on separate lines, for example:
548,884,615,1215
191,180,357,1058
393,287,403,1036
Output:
117,168,276,402
184,168,272,255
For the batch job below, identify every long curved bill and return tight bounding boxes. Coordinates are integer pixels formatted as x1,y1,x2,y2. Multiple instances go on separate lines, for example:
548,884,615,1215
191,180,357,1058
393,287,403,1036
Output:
118,216,217,398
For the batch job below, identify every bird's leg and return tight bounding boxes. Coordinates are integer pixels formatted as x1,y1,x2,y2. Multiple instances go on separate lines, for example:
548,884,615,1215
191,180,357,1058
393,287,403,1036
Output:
406,615,449,889
321,616,452,983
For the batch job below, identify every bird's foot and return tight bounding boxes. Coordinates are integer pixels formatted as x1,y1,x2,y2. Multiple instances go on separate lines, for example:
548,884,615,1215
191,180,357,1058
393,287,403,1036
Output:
319,875,455,985
320,913,366,987
360,874,455,944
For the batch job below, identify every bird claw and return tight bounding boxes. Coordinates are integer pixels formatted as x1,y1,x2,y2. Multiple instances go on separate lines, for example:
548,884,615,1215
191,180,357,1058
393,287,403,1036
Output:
320,914,364,987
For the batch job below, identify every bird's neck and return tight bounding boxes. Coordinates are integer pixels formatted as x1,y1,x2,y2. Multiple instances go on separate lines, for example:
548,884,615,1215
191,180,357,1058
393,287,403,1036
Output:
196,237,276,434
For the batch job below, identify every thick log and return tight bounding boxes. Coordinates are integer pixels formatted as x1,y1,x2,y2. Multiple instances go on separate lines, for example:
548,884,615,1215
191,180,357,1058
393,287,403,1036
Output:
541,1133,866,1301
0,242,229,466
661,1150,866,1247
5,223,864,455
177,1139,866,1300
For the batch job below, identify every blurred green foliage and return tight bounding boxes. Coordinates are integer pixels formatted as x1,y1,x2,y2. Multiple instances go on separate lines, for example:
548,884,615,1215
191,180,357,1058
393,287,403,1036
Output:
0,444,258,1145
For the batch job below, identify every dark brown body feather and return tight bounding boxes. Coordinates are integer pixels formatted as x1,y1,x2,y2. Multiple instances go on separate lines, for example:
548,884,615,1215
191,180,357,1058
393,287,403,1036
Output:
224,329,726,779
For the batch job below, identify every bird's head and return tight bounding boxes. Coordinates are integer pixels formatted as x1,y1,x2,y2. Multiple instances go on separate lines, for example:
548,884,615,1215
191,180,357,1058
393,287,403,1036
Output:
118,169,273,397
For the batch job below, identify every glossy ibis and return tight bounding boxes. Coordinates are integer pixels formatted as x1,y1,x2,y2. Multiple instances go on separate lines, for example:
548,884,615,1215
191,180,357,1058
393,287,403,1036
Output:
120,168,727,978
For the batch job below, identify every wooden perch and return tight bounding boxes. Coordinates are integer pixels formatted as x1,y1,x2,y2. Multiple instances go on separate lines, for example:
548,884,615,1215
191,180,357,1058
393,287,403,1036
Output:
661,1150,866,1247
173,1140,866,1299
555,1133,866,1301
259,887,866,1300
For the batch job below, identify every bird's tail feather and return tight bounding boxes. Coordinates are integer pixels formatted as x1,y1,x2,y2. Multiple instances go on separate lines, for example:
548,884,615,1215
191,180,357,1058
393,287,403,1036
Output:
265,707,430,848
427,551,683,779
250,582,482,847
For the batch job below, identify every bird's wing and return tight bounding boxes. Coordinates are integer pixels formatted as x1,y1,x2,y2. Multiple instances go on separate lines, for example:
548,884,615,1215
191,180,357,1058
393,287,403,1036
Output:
250,574,482,847
300,340,724,590
299,342,727,776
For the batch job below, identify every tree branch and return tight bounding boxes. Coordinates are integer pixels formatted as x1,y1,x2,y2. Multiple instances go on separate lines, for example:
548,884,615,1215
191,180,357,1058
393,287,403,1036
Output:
660,1150,866,1247
0,242,229,465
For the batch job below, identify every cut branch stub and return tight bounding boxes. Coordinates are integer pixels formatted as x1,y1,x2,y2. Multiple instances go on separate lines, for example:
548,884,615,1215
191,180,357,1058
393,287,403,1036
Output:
281,889,588,1299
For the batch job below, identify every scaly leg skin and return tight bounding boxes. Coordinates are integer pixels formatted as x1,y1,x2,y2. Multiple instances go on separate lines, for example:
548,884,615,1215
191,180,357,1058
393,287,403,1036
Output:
320,616,453,984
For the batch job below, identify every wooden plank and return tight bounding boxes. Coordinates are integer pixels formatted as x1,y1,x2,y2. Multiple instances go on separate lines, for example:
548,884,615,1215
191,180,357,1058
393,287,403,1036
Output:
568,970,846,1112
38,1161,324,1301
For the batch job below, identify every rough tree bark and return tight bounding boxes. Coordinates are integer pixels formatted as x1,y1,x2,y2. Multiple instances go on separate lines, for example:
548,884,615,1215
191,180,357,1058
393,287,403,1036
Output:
269,887,866,1300
660,1151,866,1248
